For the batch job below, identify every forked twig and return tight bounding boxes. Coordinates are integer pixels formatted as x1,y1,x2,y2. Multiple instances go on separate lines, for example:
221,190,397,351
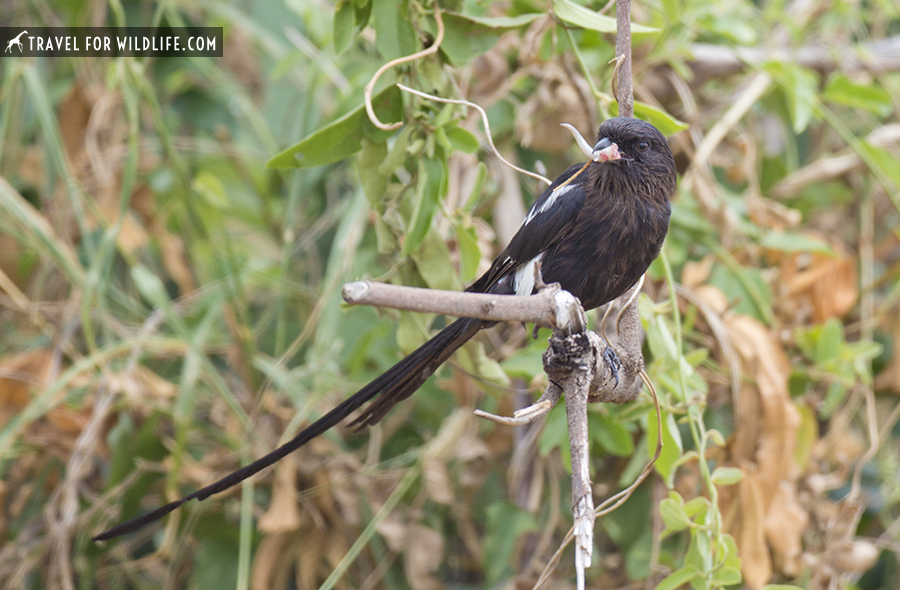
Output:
532,369,662,590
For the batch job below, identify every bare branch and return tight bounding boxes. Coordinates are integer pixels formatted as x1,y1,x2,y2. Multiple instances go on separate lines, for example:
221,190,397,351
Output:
341,280,586,333
615,0,633,117
769,124,900,199
690,37,900,78
474,395,557,425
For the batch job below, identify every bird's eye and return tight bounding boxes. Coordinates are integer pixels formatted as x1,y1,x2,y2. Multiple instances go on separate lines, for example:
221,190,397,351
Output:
636,142,650,153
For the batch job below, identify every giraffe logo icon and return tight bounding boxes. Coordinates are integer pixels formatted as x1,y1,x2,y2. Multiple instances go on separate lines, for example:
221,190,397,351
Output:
5,31,28,53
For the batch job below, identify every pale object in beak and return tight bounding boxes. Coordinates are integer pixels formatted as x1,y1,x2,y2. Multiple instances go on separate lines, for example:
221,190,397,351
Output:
560,123,621,162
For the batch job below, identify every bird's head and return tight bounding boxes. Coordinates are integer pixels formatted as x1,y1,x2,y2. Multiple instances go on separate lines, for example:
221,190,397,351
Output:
562,117,677,202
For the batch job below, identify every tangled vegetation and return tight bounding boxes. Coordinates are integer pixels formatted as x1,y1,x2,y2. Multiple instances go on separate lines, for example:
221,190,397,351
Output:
1,0,899,589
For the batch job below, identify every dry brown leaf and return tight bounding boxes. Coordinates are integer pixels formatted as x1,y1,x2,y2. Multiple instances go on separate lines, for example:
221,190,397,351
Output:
720,315,805,585
223,29,262,102
377,514,409,553
875,311,900,394
692,284,730,315
18,145,45,191
681,256,715,289
834,540,879,574
516,69,593,153
0,349,55,428
252,532,302,590
46,404,91,434
157,230,196,294
0,233,25,291
727,316,799,486
470,49,510,100
404,524,446,590
763,482,808,576
258,459,301,534
423,456,455,505
58,83,92,164
780,241,858,323
747,193,802,231
734,469,773,589
118,366,178,402
816,428,867,469
296,528,331,590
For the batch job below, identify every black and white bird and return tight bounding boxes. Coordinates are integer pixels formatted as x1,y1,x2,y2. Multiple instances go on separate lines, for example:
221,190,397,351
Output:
94,116,677,541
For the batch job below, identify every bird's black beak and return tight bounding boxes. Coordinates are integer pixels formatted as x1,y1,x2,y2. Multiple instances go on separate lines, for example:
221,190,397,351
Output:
592,137,621,163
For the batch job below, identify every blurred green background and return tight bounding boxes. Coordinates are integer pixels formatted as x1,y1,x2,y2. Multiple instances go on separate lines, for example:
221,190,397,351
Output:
1,0,900,589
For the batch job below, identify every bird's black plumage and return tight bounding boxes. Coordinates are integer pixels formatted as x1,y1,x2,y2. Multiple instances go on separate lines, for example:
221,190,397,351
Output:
93,116,676,541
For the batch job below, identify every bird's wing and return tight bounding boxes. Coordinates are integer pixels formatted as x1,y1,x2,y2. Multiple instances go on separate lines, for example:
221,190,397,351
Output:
467,163,589,294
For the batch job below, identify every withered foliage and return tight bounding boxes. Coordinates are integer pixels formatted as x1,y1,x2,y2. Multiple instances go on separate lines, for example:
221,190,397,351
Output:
1,1,900,590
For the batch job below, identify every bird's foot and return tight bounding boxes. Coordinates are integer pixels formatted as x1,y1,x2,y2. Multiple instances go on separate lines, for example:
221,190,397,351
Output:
602,345,621,388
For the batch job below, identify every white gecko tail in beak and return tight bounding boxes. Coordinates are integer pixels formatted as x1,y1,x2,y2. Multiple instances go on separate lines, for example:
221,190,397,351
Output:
560,123,621,162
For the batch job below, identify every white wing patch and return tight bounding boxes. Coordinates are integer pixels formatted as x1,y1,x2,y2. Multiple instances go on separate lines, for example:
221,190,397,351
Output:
514,253,544,297
525,183,577,225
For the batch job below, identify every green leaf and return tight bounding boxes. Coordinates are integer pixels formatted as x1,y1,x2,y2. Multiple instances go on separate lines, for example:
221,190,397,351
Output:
439,13,542,64
358,140,389,205
647,408,683,486
192,538,239,590
131,265,169,310
683,496,710,517
457,340,510,387
455,221,481,281
396,309,432,352
410,225,459,291
463,162,488,211
610,101,689,136
192,171,228,208
711,566,742,586
760,231,835,255
402,158,446,256
815,318,843,364
706,429,726,447
591,411,635,456
539,403,572,471
708,263,773,324
501,348,545,379
445,126,480,154
553,0,658,34
451,12,544,28
856,140,900,191
378,125,411,176
372,0,418,60
484,502,539,584
710,466,743,486
333,0,355,54
659,495,692,533
765,61,818,133
685,528,713,573
717,534,741,569
824,72,892,117
267,85,403,169
353,0,372,30
653,565,701,590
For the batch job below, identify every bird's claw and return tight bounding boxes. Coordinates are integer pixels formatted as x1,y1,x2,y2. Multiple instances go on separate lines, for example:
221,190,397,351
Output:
602,346,621,387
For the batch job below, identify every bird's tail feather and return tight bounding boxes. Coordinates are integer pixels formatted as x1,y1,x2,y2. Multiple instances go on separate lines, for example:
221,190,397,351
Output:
92,317,482,541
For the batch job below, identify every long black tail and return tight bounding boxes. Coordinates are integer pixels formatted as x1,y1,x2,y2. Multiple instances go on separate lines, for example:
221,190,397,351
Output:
92,317,483,541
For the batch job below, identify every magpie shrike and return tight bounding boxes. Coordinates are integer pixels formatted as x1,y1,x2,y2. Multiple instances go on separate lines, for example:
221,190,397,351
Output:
93,116,676,541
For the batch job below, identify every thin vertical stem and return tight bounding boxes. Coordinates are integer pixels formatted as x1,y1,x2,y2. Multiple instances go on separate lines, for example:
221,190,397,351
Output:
615,0,634,117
